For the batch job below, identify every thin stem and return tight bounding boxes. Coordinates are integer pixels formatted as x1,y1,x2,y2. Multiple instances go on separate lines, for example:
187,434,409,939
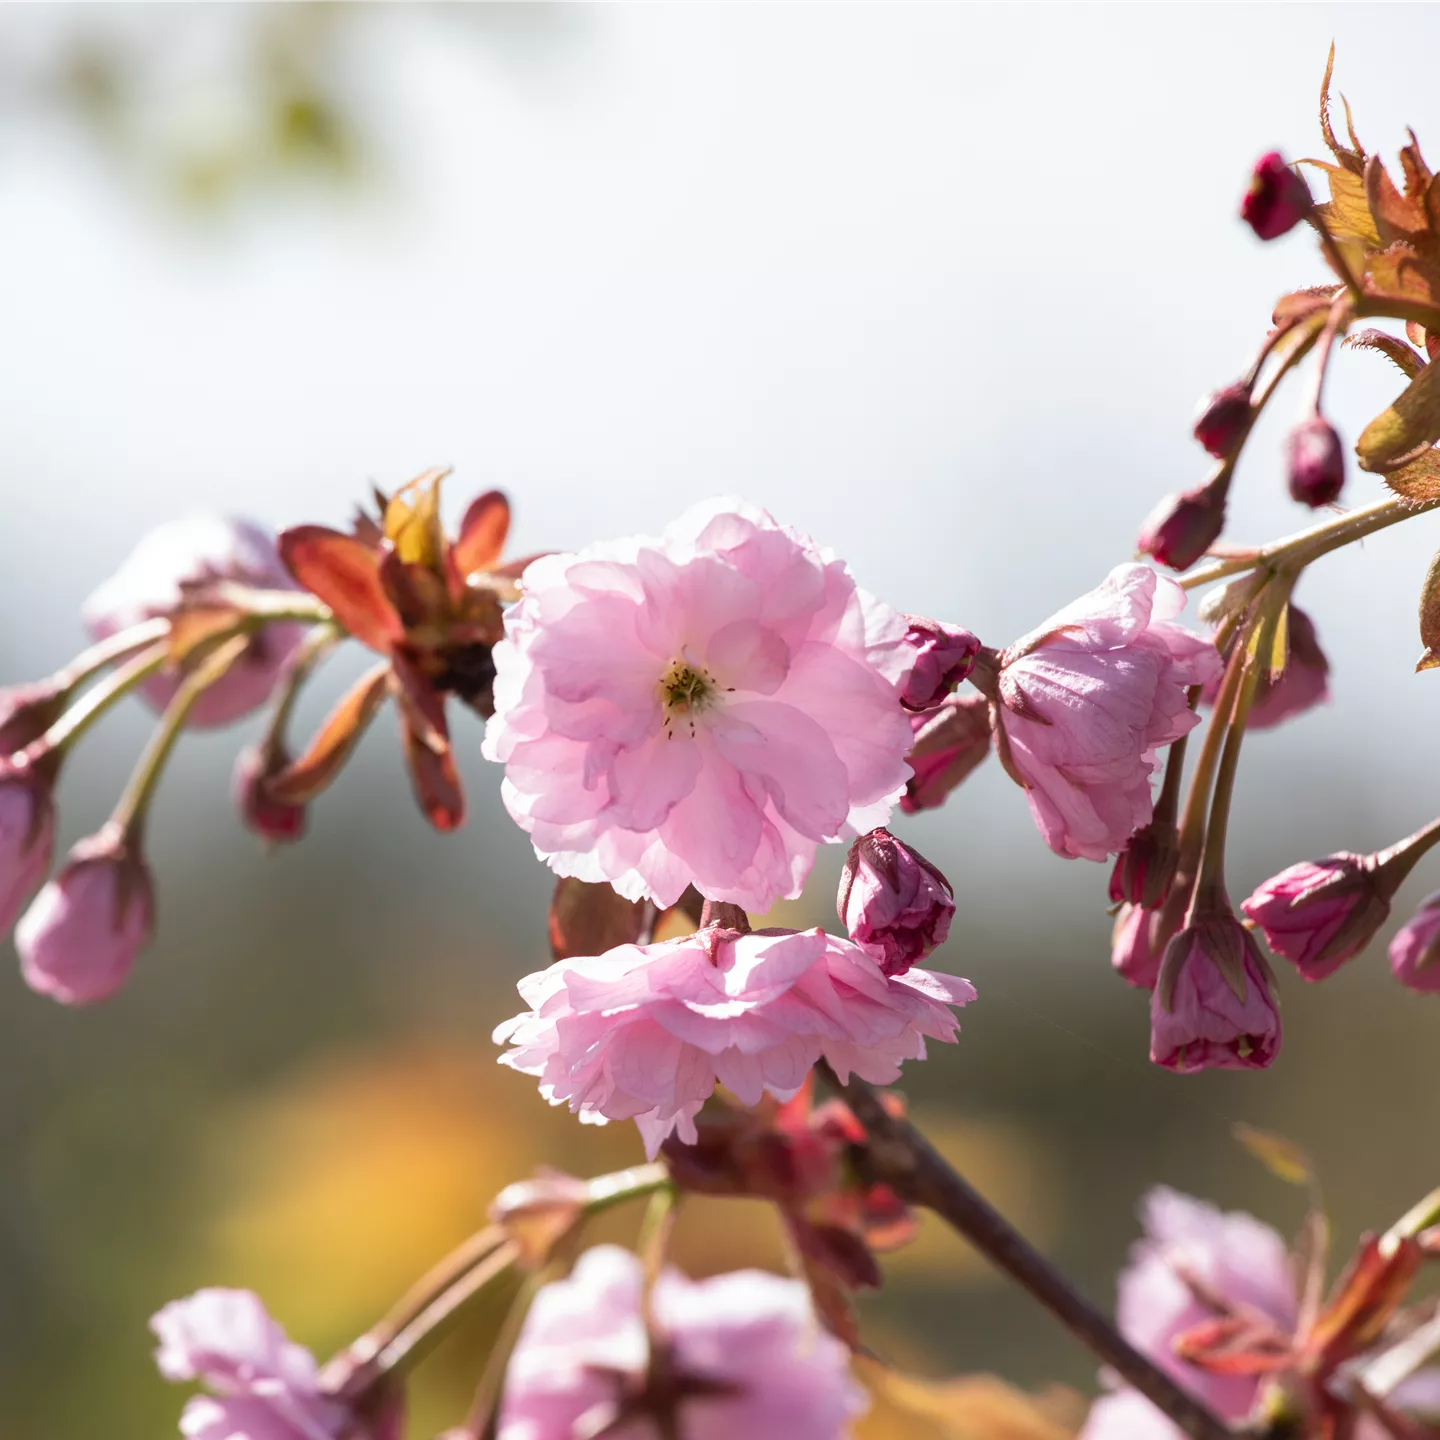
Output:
1193,651,1262,899
259,621,342,756
22,643,169,763
110,635,250,839
1306,296,1353,413
1372,816,1440,890
817,1065,1234,1440
463,1267,554,1440
50,618,171,695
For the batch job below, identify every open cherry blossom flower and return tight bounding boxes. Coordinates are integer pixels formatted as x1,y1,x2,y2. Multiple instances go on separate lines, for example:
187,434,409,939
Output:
84,514,305,730
498,1245,867,1440
483,498,914,911
494,925,975,1158
990,564,1220,862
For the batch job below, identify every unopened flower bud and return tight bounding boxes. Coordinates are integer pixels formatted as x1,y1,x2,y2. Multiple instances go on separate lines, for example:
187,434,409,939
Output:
0,680,67,756
1285,416,1345,507
232,744,305,845
0,767,55,938
489,1169,591,1265
1112,905,1169,990
1241,854,1392,981
1391,894,1440,994
1241,152,1312,241
900,693,992,813
1110,819,1181,909
897,616,981,712
838,828,954,976
1137,481,1228,571
15,824,154,1005
1151,903,1281,1071
1193,383,1253,459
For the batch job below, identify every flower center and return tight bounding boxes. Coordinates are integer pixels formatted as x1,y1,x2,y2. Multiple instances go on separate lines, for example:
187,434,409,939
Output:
660,660,715,735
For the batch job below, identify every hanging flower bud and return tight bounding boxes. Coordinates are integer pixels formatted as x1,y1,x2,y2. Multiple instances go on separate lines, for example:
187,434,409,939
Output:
1241,152,1312,241
84,515,305,729
1390,893,1440,994
0,680,67,756
1192,383,1253,459
0,766,55,938
489,1170,591,1266
1201,604,1329,731
1151,903,1281,1071
1285,416,1345,507
15,824,154,1005
232,744,306,845
897,616,981,712
1241,854,1392,981
1109,818,1181,910
1111,905,1170,990
837,828,955,976
899,693,992,813
1136,479,1228,572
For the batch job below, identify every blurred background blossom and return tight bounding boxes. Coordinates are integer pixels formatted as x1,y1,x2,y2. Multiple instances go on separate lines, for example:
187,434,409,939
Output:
4,4,1440,1435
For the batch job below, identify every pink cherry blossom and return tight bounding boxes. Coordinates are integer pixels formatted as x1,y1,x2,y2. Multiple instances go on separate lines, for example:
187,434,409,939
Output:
494,925,974,1159
1241,854,1389,981
1079,1188,1297,1440
994,564,1220,862
0,768,54,940
84,514,304,729
16,824,153,1006
497,1245,867,1440
152,1287,398,1440
482,499,914,912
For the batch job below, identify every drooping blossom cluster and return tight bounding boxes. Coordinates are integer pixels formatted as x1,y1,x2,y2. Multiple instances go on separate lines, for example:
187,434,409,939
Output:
497,1245,866,1440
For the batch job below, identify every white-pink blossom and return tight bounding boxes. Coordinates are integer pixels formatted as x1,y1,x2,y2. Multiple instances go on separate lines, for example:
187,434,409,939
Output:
85,514,304,729
995,564,1220,862
482,499,914,911
498,1244,867,1440
494,925,974,1158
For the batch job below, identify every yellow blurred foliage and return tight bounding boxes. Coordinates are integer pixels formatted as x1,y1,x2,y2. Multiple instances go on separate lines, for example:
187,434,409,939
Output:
856,1357,1085,1440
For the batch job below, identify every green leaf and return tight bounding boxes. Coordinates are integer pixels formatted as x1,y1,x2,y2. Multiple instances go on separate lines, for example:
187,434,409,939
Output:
1357,358,1440,473
1233,1122,1313,1186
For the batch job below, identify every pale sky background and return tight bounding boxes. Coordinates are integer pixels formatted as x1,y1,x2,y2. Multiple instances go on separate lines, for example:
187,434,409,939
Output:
4,7,1440,1432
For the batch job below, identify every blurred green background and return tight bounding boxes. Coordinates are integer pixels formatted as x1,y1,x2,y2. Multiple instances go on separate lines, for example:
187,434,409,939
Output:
3,5,1440,1436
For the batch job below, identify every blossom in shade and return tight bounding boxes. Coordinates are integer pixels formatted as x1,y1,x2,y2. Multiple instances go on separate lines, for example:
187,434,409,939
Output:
837,828,954,976
1390,892,1440,994
84,515,305,729
494,925,974,1159
15,823,153,1006
1241,854,1391,981
992,564,1220,862
1285,416,1345,508
497,1245,867,1440
0,768,54,940
1192,384,1252,459
1137,482,1227,572
899,693,992,813
483,499,914,911
1240,152,1312,240
896,616,980,712
1150,908,1281,1072
152,1288,397,1440
1080,1188,1297,1440
1201,604,1329,731
1110,818,1180,910
1111,905,1168,991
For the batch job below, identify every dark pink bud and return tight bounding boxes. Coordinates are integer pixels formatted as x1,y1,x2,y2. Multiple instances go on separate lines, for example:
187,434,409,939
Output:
1111,905,1169,990
0,767,55,938
1110,819,1180,909
1151,905,1281,1072
1192,383,1253,459
0,680,67,756
897,617,981,712
15,824,154,1005
837,828,954,976
232,745,306,845
1390,893,1440,994
1285,416,1345,507
1137,482,1228,571
1241,152,1312,240
899,693,992,814
1201,604,1328,730
1241,854,1390,981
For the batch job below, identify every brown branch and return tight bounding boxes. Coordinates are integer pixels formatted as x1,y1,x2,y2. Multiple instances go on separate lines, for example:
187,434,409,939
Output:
817,1064,1236,1440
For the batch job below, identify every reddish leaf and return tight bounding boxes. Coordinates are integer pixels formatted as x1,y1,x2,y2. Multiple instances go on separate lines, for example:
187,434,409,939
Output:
548,878,649,961
397,692,464,832
1416,547,1440,672
1347,329,1427,380
1383,451,1440,506
1307,1234,1423,1371
453,491,512,577
1171,1315,1295,1375
278,526,403,654
266,663,391,805
787,1215,881,1291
